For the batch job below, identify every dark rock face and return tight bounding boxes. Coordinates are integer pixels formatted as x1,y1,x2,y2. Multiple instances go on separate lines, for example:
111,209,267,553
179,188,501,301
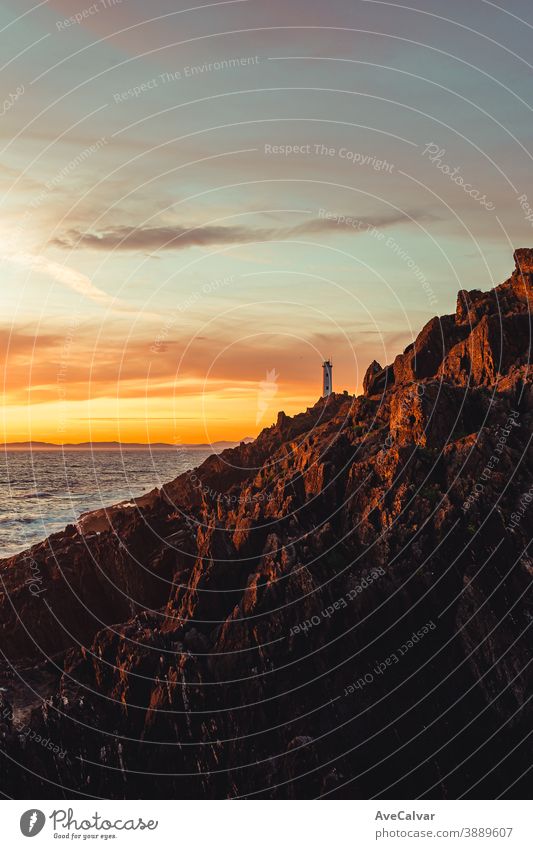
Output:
363,359,382,393
1,253,532,800
514,247,533,275
363,360,394,396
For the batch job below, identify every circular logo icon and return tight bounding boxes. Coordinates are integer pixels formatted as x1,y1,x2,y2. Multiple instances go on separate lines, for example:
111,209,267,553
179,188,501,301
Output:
20,810,46,837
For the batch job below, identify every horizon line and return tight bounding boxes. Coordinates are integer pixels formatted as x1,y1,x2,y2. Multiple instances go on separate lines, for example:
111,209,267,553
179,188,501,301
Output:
1,438,255,450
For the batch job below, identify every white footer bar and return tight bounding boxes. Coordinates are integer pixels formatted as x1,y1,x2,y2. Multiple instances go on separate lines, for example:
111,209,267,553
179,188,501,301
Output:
4,799,532,847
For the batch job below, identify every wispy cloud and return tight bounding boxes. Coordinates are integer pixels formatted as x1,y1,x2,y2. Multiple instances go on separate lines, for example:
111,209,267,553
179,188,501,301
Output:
51,211,430,252
1,252,113,305
0,319,406,406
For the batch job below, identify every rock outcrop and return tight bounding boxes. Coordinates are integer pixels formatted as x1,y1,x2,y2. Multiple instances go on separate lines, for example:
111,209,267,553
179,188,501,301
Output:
0,251,532,800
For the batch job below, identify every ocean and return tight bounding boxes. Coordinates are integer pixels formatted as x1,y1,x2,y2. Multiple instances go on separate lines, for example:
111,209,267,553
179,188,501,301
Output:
0,448,214,558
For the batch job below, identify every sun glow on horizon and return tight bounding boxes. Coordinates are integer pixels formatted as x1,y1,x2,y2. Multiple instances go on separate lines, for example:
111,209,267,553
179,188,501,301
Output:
1,0,531,445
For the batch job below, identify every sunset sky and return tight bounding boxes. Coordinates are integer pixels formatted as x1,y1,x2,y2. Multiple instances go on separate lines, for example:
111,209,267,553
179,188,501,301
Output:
1,0,532,443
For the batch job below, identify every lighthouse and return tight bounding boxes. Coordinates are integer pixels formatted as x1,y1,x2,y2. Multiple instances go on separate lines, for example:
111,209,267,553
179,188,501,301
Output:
322,359,333,397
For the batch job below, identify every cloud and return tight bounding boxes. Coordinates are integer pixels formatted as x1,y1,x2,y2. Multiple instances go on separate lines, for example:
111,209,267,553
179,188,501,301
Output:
0,318,405,406
1,252,114,305
51,211,429,252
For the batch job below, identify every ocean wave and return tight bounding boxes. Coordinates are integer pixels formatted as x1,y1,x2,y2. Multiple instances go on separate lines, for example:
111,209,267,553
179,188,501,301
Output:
0,448,210,555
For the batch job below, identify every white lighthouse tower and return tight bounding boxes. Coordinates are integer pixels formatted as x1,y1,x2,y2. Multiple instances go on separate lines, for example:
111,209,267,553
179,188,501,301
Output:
322,359,333,397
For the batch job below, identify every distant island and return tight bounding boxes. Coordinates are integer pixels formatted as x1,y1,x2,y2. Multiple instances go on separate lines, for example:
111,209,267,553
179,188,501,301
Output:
1,439,254,451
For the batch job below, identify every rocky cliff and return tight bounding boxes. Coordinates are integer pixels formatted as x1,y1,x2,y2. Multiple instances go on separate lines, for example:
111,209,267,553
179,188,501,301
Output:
1,250,532,799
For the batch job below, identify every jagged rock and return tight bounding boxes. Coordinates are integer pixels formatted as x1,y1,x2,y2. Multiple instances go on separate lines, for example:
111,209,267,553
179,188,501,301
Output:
363,360,382,393
514,247,533,274
392,314,465,383
363,360,394,396
1,250,532,800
